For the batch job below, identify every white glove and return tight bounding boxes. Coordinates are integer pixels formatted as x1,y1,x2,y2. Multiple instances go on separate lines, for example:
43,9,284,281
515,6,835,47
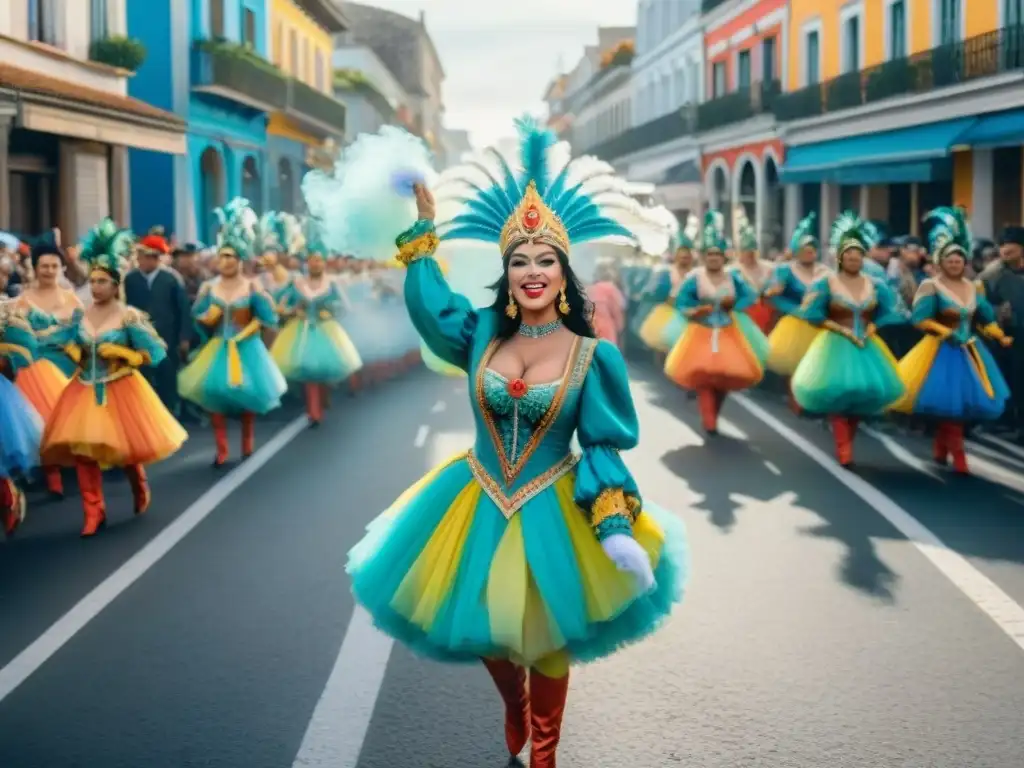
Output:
601,533,656,593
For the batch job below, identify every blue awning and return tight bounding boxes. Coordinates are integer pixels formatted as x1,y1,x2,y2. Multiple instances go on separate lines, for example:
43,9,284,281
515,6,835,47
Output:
956,108,1024,150
780,118,976,185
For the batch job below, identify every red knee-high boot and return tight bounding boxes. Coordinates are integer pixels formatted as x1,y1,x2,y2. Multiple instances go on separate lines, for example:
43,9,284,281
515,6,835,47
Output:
241,413,256,458
44,465,64,497
482,658,530,759
529,668,569,768
946,422,968,474
697,388,718,434
75,459,106,537
211,413,229,467
124,464,151,515
305,382,323,425
830,415,853,466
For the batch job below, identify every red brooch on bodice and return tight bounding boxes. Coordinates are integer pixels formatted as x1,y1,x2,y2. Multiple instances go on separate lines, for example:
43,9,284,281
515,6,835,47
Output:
522,206,541,231
507,378,529,399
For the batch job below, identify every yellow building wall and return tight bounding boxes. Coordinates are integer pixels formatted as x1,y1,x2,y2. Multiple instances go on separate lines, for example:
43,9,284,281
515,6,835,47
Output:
787,0,1002,91
952,151,973,213
268,0,334,146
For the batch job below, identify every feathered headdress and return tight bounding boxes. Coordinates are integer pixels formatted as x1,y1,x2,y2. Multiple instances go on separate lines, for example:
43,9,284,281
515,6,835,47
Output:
79,218,134,280
273,212,304,257
701,210,728,254
301,216,328,258
860,219,886,249
678,213,699,251
252,212,282,256
436,116,637,256
732,204,758,251
214,197,258,260
829,211,872,258
924,206,971,261
789,212,817,255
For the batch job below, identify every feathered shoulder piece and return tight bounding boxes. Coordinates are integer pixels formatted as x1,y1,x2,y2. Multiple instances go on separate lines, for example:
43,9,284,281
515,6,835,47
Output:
436,115,636,257
274,212,304,256
301,216,327,258
214,197,258,260
678,212,699,250
701,210,727,254
829,211,871,256
789,212,817,254
732,204,758,251
80,218,134,278
924,206,971,260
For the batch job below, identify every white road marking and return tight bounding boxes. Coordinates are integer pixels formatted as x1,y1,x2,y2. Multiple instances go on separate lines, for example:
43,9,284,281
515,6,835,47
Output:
717,417,747,440
734,394,1024,653
764,460,781,475
430,400,447,413
967,439,1024,471
291,607,394,768
862,426,941,479
974,432,1024,460
413,424,430,447
0,416,310,703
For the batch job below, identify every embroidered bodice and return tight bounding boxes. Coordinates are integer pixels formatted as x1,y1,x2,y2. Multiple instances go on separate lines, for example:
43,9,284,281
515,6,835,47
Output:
192,281,278,340
799,273,907,341
279,280,342,318
763,262,831,315
912,277,997,344
675,267,755,327
482,370,561,465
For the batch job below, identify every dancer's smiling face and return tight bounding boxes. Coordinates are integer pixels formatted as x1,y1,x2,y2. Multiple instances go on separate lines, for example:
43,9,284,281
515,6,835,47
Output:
35,253,63,286
704,250,725,271
507,242,563,314
941,251,965,278
218,251,241,277
839,247,863,274
307,254,325,277
797,245,818,265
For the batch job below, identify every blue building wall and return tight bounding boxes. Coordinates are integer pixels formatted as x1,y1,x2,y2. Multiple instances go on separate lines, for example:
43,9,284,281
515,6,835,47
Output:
267,135,307,214
128,0,271,244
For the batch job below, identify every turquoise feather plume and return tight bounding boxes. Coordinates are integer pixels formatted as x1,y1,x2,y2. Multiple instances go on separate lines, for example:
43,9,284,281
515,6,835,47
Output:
701,210,727,253
214,197,258,260
829,210,870,255
924,206,971,260
79,218,134,277
789,212,817,254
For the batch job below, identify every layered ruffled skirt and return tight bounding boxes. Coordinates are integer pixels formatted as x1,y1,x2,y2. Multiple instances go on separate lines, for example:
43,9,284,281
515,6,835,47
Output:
15,358,69,420
41,372,187,467
178,336,287,416
766,316,822,375
270,317,363,384
664,313,769,391
791,331,905,416
0,375,42,477
638,304,677,352
891,335,1009,420
347,454,688,667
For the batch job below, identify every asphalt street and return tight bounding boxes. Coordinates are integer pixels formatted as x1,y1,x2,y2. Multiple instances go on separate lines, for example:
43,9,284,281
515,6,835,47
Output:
2,364,1024,767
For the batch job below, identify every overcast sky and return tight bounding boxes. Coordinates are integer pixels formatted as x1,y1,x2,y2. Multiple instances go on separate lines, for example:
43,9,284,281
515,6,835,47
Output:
362,0,637,149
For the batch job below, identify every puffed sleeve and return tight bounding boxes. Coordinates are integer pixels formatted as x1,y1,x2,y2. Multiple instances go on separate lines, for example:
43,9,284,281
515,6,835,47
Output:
794,276,830,324
191,283,221,331
399,220,479,372
730,271,757,312
0,311,37,374
909,280,939,325
673,273,702,317
975,284,1011,343
574,340,642,541
320,282,343,319
873,280,908,327
276,282,299,317
763,265,800,314
123,308,168,367
250,287,279,330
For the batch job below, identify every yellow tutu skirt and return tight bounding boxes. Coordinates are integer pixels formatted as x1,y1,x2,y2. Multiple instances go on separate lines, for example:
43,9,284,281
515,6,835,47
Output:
15,359,69,420
639,304,677,351
766,315,822,375
41,372,187,467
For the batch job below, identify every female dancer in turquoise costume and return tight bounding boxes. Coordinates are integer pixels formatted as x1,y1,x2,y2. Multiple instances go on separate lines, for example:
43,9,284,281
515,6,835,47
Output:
790,212,908,466
331,121,687,768
892,207,1011,473
0,302,43,536
271,219,363,425
178,198,287,467
663,211,770,434
762,213,831,414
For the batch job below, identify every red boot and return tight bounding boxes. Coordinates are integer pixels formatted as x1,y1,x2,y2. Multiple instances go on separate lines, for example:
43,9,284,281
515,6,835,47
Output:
830,415,853,466
946,422,969,474
75,459,106,537
529,668,569,768
211,413,229,467
44,465,64,497
2,478,26,536
932,423,949,466
482,658,530,759
125,464,151,515
696,388,718,434
241,413,255,458
305,383,323,426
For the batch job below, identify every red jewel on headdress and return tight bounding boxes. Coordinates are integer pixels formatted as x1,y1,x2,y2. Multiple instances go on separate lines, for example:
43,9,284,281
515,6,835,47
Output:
507,378,529,399
522,206,540,230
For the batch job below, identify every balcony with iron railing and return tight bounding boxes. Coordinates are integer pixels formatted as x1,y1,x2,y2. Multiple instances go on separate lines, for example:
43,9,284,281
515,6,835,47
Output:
287,78,346,137
773,25,1024,122
190,41,289,112
697,79,780,132
584,105,698,161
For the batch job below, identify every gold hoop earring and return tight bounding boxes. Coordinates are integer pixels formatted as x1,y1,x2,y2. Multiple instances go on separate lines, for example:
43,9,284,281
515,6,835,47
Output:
505,289,518,319
558,281,570,315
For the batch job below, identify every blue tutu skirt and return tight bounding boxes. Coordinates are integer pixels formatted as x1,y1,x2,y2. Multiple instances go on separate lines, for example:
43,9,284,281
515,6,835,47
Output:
178,336,287,416
792,331,905,416
0,376,43,477
347,455,688,667
894,335,1010,420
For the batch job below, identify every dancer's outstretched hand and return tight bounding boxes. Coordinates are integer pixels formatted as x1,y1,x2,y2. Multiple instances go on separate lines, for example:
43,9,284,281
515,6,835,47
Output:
413,184,435,222
601,533,656,593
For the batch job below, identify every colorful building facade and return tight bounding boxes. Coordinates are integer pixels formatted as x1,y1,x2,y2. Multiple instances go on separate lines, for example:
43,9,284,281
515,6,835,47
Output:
267,0,348,213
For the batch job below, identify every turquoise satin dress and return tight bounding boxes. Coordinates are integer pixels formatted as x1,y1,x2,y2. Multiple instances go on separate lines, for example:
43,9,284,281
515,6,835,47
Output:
347,255,688,667
21,303,79,377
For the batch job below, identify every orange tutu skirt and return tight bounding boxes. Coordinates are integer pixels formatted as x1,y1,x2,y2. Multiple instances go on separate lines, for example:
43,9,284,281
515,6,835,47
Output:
15,359,69,420
664,323,765,391
745,300,774,333
41,371,187,467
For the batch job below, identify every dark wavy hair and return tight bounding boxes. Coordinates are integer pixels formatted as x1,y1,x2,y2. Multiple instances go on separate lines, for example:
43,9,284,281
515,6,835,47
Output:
487,248,595,340
30,232,65,269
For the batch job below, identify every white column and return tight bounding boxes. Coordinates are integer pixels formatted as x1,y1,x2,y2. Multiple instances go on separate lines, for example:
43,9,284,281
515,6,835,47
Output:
858,184,869,217
755,162,766,256
819,182,839,247
783,183,799,241
972,149,995,239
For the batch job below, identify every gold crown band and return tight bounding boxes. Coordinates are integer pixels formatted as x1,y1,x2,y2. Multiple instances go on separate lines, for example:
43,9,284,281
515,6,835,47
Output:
498,181,571,256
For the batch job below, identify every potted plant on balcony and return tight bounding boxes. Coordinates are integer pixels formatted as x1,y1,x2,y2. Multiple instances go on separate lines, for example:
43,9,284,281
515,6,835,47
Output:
600,40,635,69
197,38,283,77
89,36,147,72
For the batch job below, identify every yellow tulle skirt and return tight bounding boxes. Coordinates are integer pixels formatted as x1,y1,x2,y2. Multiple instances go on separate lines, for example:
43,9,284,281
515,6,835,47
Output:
766,315,822,375
41,371,187,467
15,359,69,420
639,304,677,351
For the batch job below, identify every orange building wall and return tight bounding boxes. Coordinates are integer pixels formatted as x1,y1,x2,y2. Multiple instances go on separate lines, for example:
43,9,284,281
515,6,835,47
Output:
705,0,788,94
702,139,785,174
